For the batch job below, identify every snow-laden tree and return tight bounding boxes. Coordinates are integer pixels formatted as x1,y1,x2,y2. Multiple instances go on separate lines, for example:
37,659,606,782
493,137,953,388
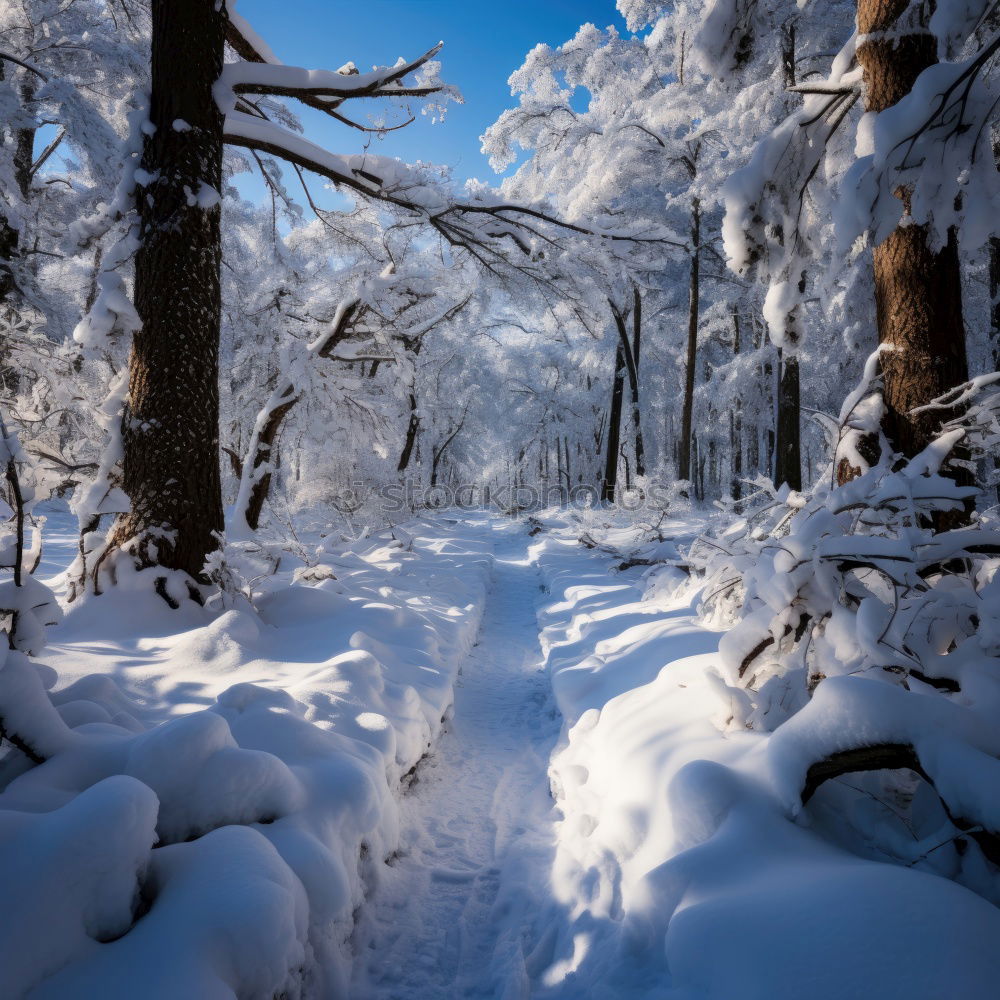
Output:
712,0,994,477
68,0,667,598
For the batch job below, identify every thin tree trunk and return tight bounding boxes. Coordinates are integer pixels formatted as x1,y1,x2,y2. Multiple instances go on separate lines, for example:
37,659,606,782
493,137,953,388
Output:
731,309,743,500
773,25,803,493
107,0,227,580
234,297,360,532
602,342,626,502
679,198,701,484
631,284,645,477
846,0,969,475
13,79,36,200
609,296,645,479
990,235,1000,500
398,393,420,473
774,349,802,490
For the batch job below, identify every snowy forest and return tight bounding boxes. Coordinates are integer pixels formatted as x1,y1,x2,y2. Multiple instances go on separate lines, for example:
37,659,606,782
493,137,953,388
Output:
2,0,1000,995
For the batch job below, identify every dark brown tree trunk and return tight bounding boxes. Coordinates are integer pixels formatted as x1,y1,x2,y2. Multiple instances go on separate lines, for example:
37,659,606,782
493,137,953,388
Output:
774,349,802,490
107,0,227,580
631,284,645,478
989,235,1000,500
398,393,420,473
13,80,36,200
848,0,969,472
610,295,645,480
0,68,36,308
731,310,743,500
241,391,299,532
679,198,700,483
238,299,359,531
602,342,626,502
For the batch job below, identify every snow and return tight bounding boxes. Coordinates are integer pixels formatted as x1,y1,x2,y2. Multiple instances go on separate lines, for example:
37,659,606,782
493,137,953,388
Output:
0,504,492,997
4,505,1000,996
350,519,562,997
218,45,444,102
528,511,1000,998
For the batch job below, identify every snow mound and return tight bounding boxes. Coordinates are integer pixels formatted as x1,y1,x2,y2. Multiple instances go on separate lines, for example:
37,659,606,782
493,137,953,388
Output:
529,514,1000,998
0,516,492,997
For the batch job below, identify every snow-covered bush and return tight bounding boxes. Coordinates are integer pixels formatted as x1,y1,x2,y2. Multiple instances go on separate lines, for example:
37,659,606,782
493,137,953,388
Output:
687,361,1000,888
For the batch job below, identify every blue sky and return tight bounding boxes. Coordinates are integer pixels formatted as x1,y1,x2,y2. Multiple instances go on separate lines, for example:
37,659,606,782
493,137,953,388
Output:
235,0,622,203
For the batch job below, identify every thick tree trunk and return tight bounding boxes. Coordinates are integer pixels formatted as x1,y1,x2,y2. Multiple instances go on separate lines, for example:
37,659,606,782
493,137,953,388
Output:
774,349,802,490
679,198,700,483
107,0,227,580
602,342,626,502
852,0,968,465
0,68,36,309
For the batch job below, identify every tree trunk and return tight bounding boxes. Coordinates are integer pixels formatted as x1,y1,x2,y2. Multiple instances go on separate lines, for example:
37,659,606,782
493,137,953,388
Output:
13,79,36,201
731,310,743,500
235,297,359,532
989,235,1000,500
238,390,299,533
610,295,645,480
398,393,420,473
107,0,227,581
0,68,37,310
679,198,700,483
602,342,626,502
774,349,802,490
631,284,645,478
851,0,968,467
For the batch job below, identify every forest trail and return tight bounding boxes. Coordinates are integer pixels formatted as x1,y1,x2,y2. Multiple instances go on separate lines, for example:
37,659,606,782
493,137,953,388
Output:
351,520,563,999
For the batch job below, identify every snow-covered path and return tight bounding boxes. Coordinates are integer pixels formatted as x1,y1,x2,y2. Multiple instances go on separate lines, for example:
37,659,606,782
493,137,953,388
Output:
351,521,562,999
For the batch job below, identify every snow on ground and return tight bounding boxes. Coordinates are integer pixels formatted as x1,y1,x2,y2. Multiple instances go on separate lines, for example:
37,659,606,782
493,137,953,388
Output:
1,503,492,998
531,511,1000,999
4,503,1000,998
350,519,562,999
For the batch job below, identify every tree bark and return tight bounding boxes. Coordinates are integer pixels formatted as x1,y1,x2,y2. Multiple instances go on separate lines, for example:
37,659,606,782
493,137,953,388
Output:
236,298,360,532
398,394,420,473
774,349,802,490
107,0,227,580
851,0,969,467
631,284,645,478
679,198,700,484
609,295,645,480
0,67,36,309
989,235,1000,500
239,390,299,532
731,310,743,500
602,342,626,502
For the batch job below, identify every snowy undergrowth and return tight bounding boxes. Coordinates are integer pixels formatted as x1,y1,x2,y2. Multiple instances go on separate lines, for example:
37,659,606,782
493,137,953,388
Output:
0,507,492,999
529,509,1000,999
